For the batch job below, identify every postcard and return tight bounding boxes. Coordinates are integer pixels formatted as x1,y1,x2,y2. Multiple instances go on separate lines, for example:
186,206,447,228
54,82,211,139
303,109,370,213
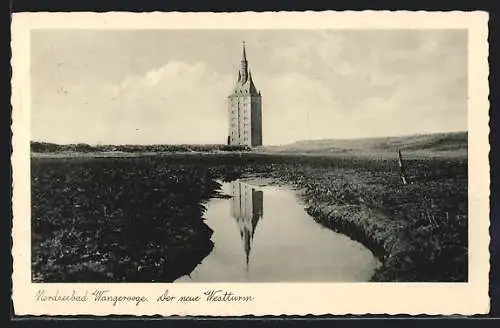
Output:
11,11,490,316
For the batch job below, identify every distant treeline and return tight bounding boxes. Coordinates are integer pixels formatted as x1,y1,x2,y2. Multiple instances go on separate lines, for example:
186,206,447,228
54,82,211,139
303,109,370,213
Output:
31,141,251,153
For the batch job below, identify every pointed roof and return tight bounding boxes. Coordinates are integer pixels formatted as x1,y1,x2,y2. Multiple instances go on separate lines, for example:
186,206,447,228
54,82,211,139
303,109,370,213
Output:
247,70,258,94
229,42,260,97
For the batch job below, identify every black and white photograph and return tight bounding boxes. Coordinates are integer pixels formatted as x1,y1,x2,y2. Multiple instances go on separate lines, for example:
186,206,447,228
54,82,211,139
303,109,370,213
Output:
11,11,490,316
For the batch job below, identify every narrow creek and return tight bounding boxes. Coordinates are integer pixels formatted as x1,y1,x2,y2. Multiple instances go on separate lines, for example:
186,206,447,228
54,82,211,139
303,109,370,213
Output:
175,180,381,282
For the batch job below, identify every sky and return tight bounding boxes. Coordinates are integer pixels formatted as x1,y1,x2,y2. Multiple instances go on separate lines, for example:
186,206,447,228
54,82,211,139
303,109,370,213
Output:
31,29,467,146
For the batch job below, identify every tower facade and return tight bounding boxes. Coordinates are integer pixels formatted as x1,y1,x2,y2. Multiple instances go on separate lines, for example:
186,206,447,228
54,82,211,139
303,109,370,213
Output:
228,43,262,147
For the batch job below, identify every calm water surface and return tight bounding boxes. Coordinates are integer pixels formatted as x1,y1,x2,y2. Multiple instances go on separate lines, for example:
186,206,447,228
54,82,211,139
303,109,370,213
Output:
175,180,380,282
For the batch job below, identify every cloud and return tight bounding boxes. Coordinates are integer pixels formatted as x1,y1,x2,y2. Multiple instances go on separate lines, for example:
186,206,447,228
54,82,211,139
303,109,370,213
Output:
257,72,339,145
260,29,467,141
33,61,233,144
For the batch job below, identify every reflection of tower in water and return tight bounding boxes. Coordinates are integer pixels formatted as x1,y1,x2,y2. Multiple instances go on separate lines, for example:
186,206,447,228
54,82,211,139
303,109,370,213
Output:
230,181,264,273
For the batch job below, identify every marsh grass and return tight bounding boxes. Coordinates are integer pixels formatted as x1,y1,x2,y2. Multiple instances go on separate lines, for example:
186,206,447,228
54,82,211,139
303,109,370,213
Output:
259,156,468,282
31,157,228,282
31,152,467,282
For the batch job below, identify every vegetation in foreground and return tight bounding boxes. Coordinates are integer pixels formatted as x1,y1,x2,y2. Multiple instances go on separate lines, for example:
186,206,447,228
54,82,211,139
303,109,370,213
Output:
31,151,467,282
31,141,250,154
31,157,235,282
257,156,468,282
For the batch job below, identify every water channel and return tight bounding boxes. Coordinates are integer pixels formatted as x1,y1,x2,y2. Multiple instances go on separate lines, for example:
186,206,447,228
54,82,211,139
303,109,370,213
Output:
175,180,380,282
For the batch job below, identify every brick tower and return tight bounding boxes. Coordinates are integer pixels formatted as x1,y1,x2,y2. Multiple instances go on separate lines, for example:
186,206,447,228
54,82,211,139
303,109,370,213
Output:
228,42,262,147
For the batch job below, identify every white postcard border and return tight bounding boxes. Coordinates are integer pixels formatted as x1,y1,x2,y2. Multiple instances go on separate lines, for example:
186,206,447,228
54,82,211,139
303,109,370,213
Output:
11,11,490,316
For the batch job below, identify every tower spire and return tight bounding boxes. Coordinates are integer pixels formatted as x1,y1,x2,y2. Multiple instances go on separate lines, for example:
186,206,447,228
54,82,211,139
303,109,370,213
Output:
239,41,248,83
242,41,247,62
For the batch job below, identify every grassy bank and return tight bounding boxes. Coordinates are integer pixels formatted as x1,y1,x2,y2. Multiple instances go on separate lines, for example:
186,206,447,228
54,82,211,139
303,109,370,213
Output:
31,141,250,154
31,157,235,282
255,156,468,282
262,131,467,158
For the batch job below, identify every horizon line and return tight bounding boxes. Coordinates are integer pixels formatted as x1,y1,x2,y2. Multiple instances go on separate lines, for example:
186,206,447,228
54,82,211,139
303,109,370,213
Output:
30,130,468,147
